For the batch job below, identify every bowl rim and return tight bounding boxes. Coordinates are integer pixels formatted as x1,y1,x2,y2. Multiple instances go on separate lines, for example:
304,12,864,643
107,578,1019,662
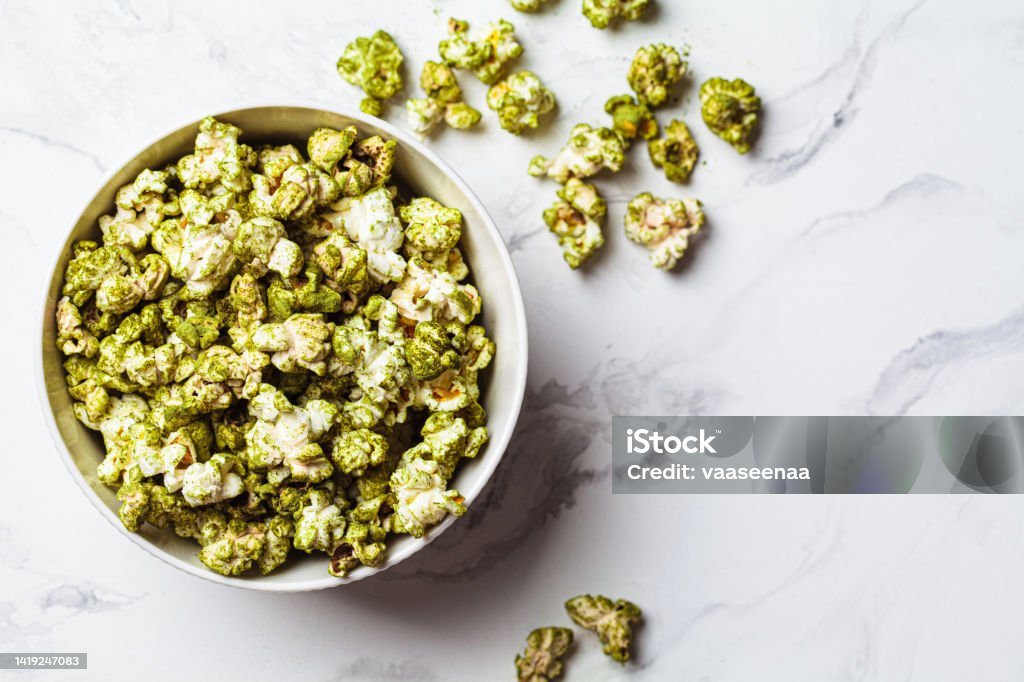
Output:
36,103,529,592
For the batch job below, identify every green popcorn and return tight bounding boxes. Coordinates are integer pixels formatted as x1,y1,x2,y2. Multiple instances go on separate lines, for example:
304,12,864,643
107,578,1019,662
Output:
413,324,493,413
405,321,461,381
628,44,686,108
89,395,150,484
257,144,304,182
510,0,551,11
153,220,236,298
363,294,405,344
307,127,357,174
515,627,574,682
171,507,230,546
439,18,524,85
417,411,487,478
438,18,489,70
331,428,389,476
329,187,406,283
444,102,483,130
56,118,496,580
62,244,138,307
311,232,370,297
143,483,183,529
353,136,397,188
244,383,337,483
250,313,332,375
198,518,268,576
181,453,245,507
172,314,221,351
421,60,463,105
258,515,294,574
648,119,699,183
400,197,462,260
348,335,411,410
337,30,405,116
225,272,268,330
251,163,339,222
294,487,348,554
529,123,626,184
390,456,466,538
406,98,445,136
390,257,481,325
487,71,557,135
624,191,704,270
543,178,606,269
330,496,390,576
100,169,180,252
233,217,304,278
582,0,649,28
604,94,658,146
406,61,482,136
564,594,642,663
56,297,100,357
700,76,761,154
266,266,346,320
116,480,155,532
176,117,256,192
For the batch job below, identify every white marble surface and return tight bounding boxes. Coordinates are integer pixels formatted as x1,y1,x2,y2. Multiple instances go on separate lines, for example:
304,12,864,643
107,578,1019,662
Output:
3,0,1024,679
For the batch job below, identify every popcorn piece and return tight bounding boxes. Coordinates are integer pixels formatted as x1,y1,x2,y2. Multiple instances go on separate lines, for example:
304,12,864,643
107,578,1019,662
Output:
405,321,461,381
251,163,339,222
233,217,304,278
529,123,626,184
408,411,488,478
328,187,406,283
487,71,557,135
257,144,304,182
329,496,389,576
390,456,466,538
176,116,256,192
700,76,761,154
100,169,180,252
543,178,606,269
198,518,267,576
583,0,649,28
311,232,370,297
337,30,405,116
56,296,99,357
307,127,357,174
628,44,687,108
564,594,642,663
604,94,658,146
294,487,348,554
648,119,699,183
250,313,332,376
624,191,704,270
413,325,494,413
181,453,245,507
390,258,480,325
152,218,235,299
515,627,574,682
439,18,524,85
406,61,482,136
244,384,337,483
399,197,462,260
330,428,389,476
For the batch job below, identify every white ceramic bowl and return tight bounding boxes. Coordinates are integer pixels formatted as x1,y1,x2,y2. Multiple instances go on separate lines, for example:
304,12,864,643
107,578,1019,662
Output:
37,105,528,591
